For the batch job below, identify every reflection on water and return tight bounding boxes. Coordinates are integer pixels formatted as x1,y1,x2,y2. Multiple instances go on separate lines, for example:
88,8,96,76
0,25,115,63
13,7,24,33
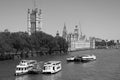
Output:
15,72,62,80
82,61,96,68
66,61,75,65
15,75,30,80
1,49,120,80
42,71,62,80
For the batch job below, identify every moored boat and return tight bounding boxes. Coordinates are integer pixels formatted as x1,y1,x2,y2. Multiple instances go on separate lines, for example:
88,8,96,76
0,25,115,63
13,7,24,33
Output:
81,54,96,62
42,61,61,74
15,60,37,76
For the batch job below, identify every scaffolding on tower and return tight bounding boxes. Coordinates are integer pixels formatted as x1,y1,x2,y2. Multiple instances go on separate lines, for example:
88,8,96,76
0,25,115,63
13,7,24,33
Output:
27,0,42,35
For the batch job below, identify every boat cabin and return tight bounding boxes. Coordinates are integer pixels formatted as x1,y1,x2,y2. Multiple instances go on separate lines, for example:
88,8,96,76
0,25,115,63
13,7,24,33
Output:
19,60,37,66
42,61,61,74
15,60,37,75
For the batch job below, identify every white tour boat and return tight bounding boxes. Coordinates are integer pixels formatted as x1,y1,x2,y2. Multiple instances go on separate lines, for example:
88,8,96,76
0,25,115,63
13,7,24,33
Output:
42,61,61,74
81,54,96,62
15,60,37,76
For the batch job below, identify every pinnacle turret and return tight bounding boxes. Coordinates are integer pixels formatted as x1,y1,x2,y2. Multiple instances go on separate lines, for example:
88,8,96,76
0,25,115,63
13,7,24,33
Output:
62,23,67,40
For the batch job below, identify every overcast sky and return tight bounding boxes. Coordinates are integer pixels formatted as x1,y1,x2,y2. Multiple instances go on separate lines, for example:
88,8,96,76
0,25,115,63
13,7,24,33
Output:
0,0,120,40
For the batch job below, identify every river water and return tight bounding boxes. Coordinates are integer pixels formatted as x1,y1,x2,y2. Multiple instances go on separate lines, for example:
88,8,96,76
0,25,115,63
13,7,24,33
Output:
0,49,120,80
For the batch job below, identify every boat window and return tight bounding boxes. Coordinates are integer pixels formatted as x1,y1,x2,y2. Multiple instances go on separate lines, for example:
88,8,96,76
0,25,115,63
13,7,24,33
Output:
17,68,20,70
27,63,30,65
17,68,19,70
29,61,36,64
57,66,60,69
21,60,26,63
56,62,60,65
56,63,59,65
44,66,46,70
46,62,51,64
53,67,55,70
28,66,30,68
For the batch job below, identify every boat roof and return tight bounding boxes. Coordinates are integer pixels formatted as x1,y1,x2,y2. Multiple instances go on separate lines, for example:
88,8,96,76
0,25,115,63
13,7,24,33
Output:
44,61,61,65
20,60,37,63
16,64,29,68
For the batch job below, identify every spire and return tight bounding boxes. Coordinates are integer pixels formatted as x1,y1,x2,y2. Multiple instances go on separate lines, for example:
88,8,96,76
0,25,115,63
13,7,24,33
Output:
79,22,82,37
62,23,67,40
33,0,37,9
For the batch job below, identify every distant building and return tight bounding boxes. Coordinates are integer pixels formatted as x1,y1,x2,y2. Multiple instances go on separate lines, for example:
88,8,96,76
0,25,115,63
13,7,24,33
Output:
27,8,42,35
56,30,60,37
94,37,103,42
62,23,67,40
62,24,95,51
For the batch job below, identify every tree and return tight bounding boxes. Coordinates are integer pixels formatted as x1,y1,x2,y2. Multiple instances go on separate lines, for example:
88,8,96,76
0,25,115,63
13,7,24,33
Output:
0,32,13,53
30,31,58,55
55,36,68,53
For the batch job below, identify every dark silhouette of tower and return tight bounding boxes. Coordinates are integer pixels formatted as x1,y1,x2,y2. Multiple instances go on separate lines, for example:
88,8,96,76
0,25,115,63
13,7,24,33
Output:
62,23,67,40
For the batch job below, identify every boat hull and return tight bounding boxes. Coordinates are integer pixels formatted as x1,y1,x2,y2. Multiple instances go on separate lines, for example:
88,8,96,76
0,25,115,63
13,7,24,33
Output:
74,58,82,62
67,56,82,62
28,70,41,74
81,55,96,63
42,68,61,74
15,72,28,76
28,68,42,74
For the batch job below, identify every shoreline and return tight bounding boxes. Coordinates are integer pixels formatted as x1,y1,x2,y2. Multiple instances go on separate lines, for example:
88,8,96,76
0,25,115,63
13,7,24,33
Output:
0,48,119,61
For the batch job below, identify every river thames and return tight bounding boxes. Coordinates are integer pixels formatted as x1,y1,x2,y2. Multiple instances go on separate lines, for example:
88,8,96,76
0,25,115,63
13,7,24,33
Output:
0,49,120,80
